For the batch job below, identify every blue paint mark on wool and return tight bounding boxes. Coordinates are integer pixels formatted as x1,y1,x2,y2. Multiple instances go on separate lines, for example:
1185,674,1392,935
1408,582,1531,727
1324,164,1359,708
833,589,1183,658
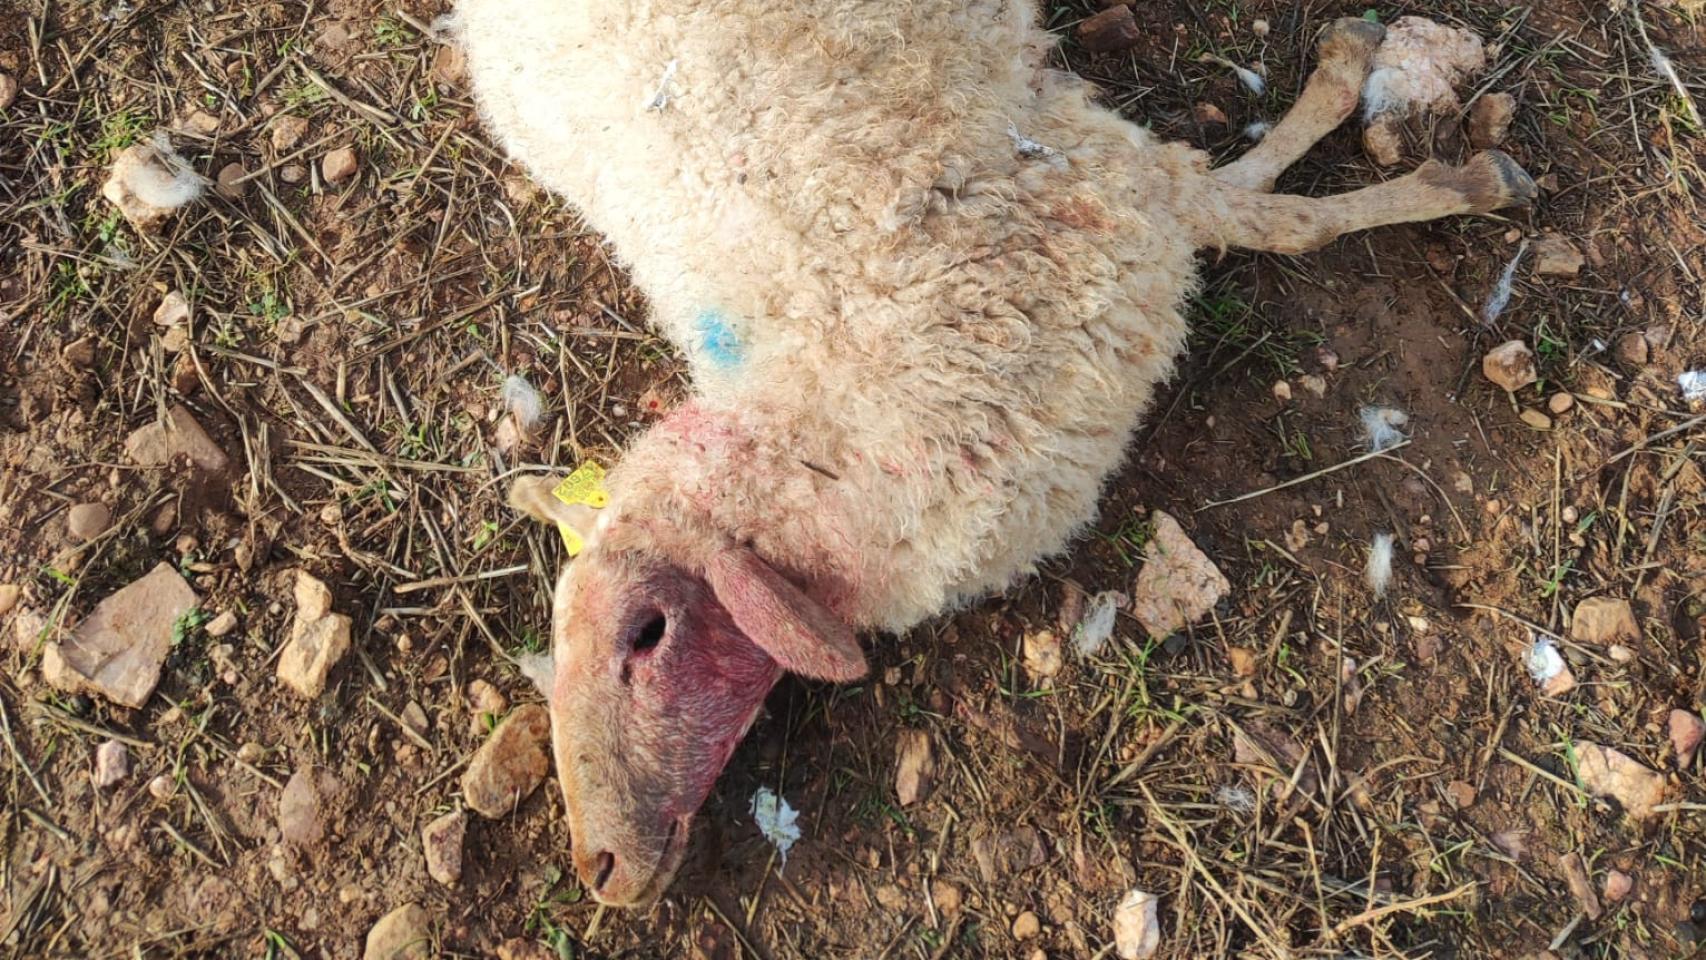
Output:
695,310,745,369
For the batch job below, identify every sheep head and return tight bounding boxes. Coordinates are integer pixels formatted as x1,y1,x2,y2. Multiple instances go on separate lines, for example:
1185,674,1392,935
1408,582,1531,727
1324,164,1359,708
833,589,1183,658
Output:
508,476,866,906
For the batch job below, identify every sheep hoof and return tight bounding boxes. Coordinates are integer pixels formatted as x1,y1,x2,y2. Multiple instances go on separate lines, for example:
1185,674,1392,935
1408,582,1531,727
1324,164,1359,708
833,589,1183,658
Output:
1317,17,1386,68
1466,149,1539,211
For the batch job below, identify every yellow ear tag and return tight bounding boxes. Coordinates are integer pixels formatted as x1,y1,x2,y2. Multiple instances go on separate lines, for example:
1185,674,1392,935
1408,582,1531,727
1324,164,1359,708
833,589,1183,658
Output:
551,461,608,558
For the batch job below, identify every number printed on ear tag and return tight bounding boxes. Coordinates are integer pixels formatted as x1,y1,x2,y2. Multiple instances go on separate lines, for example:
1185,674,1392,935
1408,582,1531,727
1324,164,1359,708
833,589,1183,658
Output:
552,461,609,509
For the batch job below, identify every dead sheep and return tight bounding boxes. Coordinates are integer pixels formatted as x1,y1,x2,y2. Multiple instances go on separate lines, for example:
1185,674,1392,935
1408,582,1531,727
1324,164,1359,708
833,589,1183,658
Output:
455,1,1532,906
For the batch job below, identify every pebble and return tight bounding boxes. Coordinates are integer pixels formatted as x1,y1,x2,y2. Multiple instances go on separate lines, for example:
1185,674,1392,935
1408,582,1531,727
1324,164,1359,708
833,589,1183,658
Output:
931,880,963,916
1077,5,1141,53
276,570,352,699
1193,102,1228,126
279,767,334,848
0,584,18,617
124,404,230,474
41,562,196,708
1467,92,1516,148
322,146,359,183
1012,911,1041,940
94,740,130,789
894,729,936,807
1113,889,1161,959
1532,234,1585,277
102,139,203,231
1482,340,1537,393
153,290,191,327
1519,408,1552,431
1445,780,1476,809
1571,597,1639,646
1670,709,1704,766
1271,380,1292,402
1548,392,1574,415
1602,869,1633,904
1022,629,1063,682
1227,646,1257,678
461,704,551,818
1615,331,1649,367
280,164,308,185
204,610,238,638
363,902,433,960
148,774,175,800
1130,511,1229,639
61,336,96,369
1574,740,1667,820
401,701,430,738
421,809,466,886
215,162,248,200
237,741,265,765
0,73,17,111
66,502,111,542
1559,851,1602,920
467,679,508,735
271,115,309,153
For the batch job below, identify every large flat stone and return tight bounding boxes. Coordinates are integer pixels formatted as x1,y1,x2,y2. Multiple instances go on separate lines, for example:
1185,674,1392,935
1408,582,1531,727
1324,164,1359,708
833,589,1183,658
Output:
43,563,196,708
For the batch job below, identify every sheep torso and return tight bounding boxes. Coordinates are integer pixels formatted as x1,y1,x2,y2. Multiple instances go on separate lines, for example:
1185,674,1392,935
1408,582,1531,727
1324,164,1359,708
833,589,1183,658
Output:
462,0,1209,630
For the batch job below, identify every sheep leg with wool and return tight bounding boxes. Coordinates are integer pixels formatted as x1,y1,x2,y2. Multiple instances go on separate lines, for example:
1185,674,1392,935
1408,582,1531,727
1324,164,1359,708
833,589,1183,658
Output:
1213,16,1388,192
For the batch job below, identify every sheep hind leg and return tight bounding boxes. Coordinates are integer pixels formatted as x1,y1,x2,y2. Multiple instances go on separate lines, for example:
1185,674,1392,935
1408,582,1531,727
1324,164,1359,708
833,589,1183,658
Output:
1199,151,1536,255
1211,17,1386,193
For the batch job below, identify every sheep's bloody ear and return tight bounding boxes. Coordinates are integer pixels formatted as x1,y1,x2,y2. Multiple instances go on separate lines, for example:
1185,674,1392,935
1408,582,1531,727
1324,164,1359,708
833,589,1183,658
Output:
705,548,867,682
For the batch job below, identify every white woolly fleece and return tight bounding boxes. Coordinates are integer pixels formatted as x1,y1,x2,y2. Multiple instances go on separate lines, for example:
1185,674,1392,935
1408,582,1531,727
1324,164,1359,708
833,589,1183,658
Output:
458,0,1216,633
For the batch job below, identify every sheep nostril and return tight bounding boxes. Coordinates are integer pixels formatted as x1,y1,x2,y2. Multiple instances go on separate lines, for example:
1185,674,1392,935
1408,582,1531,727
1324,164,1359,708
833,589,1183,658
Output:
593,851,616,892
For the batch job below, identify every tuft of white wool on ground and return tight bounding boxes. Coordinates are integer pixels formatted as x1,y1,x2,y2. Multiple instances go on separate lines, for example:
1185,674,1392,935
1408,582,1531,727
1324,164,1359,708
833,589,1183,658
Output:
1365,533,1395,598
1525,637,1565,686
1362,17,1486,122
1243,121,1272,142
1680,371,1706,403
1359,406,1409,452
500,374,545,432
114,132,206,210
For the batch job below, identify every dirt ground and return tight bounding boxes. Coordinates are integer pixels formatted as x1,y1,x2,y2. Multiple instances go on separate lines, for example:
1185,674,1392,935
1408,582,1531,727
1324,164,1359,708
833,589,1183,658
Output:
3,1,1705,958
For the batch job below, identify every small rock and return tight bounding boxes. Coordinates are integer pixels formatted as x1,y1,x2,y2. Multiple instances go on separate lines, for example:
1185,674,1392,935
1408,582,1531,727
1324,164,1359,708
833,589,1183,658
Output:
1558,852,1602,920
66,502,111,542
401,701,430,738
1467,92,1516,147
280,163,308,185
1299,374,1327,398
1445,779,1476,809
236,741,265,765
0,584,18,617
1603,869,1633,904
102,138,205,231
431,45,468,87
215,162,248,200
94,740,130,789
124,404,230,474
1271,380,1292,403
1670,709,1704,766
1193,102,1228,126
1608,644,1635,663
1363,119,1403,167
276,571,353,699
467,679,508,735
894,729,936,807
1482,340,1538,393
1541,663,1577,698
931,880,963,917
1113,888,1161,959
421,809,466,886
1078,5,1141,53
153,290,191,327
61,336,97,369
363,902,432,960
1251,19,1269,37
1520,408,1553,431
497,940,554,960
874,884,906,911
0,73,17,111
148,774,175,800
1548,392,1574,415
160,325,191,353
1012,911,1041,940
204,610,238,638
181,109,220,135
1227,646,1257,678
1574,741,1666,820
461,704,551,818
1615,331,1649,367
1532,234,1584,277
279,766,337,848
1571,597,1639,646
322,146,359,183
41,562,195,708
271,115,309,153
1130,511,1229,639
1022,629,1063,683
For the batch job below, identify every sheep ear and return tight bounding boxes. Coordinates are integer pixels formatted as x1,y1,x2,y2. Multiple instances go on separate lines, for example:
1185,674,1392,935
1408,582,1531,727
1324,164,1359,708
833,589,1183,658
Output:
508,475,597,542
705,548,867,682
